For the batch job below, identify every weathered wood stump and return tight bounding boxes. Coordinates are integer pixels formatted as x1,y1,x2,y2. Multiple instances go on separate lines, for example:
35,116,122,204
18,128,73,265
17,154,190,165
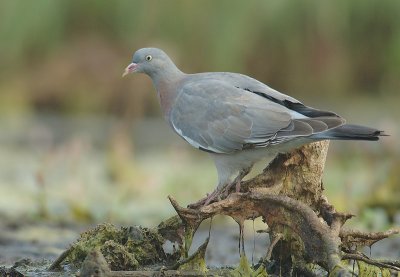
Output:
50,141,400,276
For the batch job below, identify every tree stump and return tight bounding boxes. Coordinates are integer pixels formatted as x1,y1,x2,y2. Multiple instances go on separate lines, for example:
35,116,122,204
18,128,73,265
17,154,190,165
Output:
50,141,400,276
167,141,399,276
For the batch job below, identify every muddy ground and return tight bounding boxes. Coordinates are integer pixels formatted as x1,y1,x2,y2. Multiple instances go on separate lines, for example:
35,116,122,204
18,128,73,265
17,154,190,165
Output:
0,217,399,276
0,116,399,275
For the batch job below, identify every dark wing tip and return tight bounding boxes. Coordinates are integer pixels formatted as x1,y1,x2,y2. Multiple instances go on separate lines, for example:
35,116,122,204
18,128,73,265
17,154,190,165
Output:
282,101,341,118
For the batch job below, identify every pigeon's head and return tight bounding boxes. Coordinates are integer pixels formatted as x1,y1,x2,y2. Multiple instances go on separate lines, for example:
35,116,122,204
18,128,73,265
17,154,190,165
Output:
123,48,177,78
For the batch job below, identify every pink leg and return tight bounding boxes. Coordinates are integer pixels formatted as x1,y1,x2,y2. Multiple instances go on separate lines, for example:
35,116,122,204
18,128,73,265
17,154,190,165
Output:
223,166,253,196
188,166,253,208
188,187,224,208
204,189,221,206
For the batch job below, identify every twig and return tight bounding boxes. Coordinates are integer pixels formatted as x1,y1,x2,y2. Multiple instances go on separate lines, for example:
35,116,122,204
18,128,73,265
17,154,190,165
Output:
265,233,283,261
340,228,400,248
48,245,75,270
340,228,400,240
342,252,400,272
318,195,354,234
169,237,209,270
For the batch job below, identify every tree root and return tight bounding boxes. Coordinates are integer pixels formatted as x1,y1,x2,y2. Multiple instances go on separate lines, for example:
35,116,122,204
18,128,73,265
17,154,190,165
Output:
48,141,399,276
342,252,400,272
264,232,283,261
340,228,400,249
170,192,344,273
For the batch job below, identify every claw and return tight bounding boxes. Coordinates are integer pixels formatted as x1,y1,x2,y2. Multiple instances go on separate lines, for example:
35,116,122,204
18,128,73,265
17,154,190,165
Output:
188,166,253,209
188,189,222,208
235,180,241,193
204,194,216,206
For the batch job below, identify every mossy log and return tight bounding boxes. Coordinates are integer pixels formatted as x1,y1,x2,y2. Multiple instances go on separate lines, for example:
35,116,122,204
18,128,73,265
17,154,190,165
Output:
50,141,399,276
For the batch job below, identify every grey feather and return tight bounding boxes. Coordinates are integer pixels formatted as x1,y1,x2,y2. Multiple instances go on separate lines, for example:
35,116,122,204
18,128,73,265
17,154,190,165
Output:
170,79,298,153
170,76,349,154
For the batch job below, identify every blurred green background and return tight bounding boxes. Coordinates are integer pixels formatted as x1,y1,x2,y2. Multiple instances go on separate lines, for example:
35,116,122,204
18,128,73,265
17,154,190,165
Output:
0,0,399,230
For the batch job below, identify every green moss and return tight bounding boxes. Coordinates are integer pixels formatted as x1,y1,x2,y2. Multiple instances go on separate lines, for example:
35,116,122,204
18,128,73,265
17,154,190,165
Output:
231,255,252,277
124,226,165,265
328,263,350,277
183,226,195,258
101,240,138,271
252,265,269,277
357,260,391,277
178,253,207,274
68,223,125,263
66,223,167,270
178,238,208,274
231,254,268,277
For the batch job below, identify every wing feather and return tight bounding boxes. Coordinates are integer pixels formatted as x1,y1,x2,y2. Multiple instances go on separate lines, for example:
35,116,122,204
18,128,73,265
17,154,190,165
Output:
170,77,345,154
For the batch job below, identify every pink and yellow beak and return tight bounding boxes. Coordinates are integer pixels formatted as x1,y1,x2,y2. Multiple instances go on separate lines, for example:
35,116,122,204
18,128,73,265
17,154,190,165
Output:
122,63,138,77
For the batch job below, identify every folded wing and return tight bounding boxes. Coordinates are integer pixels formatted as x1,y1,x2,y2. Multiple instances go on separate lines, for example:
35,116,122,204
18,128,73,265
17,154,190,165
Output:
170,78,344,154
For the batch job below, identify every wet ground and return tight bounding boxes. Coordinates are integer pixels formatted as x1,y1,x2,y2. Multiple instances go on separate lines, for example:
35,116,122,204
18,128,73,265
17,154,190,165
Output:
0,218,271,275
1,216,399,276
0,113,399,275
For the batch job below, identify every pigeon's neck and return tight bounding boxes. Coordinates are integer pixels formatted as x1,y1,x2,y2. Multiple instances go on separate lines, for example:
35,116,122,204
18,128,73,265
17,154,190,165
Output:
153,68,183,86
151,65,185,119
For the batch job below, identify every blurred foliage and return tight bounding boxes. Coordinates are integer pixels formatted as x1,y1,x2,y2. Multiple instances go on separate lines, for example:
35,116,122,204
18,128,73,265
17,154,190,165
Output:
0,0,400,116
361,156,400,224
0,1,398,226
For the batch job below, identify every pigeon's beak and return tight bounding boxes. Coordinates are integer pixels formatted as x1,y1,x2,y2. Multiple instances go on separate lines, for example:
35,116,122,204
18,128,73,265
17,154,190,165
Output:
122,63,138,77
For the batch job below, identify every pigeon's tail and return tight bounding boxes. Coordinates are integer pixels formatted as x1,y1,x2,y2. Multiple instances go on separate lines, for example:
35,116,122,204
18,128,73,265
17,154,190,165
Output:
312,124,386,141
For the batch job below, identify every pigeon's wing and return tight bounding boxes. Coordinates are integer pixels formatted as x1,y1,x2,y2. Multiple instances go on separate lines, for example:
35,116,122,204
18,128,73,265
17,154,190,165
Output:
206,72,341,118
170,79,344,154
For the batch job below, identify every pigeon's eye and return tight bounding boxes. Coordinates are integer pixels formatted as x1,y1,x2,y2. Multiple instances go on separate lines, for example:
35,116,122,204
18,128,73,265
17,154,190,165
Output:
145,55,152,61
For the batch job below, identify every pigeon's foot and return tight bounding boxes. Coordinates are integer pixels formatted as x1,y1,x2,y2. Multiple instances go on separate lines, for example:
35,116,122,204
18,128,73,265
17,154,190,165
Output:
188,166,253,209
188,189,223,208
188,181,241,209
221,181,236,198
204,189,222,206
219,180,243,199
222,166,253,196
